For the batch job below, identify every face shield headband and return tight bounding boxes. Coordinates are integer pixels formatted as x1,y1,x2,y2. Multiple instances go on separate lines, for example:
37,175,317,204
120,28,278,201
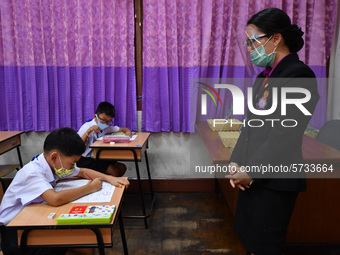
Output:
245,31,277,68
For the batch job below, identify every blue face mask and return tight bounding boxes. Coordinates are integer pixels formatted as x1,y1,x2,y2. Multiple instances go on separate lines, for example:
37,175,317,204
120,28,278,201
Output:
95,114,109,130
250,36,277,67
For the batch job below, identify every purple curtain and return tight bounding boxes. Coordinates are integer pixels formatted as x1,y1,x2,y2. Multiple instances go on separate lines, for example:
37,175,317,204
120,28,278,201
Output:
142,0,337,132
0,0,137,132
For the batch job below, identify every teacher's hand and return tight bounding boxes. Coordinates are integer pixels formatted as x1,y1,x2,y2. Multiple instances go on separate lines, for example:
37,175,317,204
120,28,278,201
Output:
229,162,240,176
225,168,253,191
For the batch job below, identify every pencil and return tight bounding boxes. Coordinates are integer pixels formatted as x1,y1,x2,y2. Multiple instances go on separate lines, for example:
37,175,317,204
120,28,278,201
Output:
84,173,93,181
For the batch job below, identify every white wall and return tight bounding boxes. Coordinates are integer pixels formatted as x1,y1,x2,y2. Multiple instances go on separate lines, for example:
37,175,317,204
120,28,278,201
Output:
0,131,214,179
0,131,49,177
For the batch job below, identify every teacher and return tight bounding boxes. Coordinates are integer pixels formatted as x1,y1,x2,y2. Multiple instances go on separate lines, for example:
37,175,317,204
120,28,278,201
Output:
226,8,320,255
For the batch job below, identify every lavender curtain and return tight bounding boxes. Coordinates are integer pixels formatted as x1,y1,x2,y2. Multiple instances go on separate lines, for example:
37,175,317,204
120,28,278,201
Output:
0,0,137,132
142,0,337,132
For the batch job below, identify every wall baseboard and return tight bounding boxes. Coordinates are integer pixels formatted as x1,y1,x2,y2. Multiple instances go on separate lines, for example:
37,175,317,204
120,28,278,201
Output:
126,178,216,193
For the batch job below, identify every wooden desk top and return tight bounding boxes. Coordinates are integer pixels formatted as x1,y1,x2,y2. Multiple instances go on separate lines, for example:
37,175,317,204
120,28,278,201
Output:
0,131,24,142
301,135,340,163
90,132,150,149
8,180,126,227
196,121,340,164
196,122,232,164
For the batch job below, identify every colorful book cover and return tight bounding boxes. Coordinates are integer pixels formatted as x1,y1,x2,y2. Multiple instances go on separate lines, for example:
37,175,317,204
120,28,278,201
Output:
69,206,88,214
85,205,116,214
111,132,126,136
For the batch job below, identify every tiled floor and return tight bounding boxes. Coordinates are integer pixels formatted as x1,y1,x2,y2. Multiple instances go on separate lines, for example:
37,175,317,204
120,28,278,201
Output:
106,192,246,255
101,192,340,255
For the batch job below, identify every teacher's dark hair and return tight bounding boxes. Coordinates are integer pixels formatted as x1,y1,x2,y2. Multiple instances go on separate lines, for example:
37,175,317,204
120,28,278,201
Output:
247,8,304,52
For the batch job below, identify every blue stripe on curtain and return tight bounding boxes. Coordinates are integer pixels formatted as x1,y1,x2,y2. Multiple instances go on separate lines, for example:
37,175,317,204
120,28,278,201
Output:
0,66,137,132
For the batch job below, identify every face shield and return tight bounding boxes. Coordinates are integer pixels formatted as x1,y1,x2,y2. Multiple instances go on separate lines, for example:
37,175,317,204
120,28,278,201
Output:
245,31,268,50
236,31,269,76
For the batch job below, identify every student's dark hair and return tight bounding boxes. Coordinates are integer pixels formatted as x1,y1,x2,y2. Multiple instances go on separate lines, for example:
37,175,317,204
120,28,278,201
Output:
44,127,85,156
95,101,115,117
247,8,304,52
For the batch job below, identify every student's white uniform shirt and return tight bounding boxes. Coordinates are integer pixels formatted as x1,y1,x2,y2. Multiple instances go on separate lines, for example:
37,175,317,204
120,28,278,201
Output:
0,153,80,225
78,119,119,158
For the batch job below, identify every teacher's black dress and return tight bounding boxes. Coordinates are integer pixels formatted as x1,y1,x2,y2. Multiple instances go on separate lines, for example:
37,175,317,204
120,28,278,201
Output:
230,53,319,255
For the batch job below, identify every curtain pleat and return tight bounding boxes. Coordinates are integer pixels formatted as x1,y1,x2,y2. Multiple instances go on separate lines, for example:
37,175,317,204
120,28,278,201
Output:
0,0,137,131
142,0,337,132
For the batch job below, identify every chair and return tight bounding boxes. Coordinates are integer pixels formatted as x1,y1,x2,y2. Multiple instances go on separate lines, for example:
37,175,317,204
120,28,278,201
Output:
316,120,340,151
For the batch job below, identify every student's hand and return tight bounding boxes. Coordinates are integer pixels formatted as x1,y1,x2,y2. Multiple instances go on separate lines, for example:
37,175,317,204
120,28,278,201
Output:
124,129,132,137
119,127,132,137
107,176,130,188
87,178,103,192
88,125,101,134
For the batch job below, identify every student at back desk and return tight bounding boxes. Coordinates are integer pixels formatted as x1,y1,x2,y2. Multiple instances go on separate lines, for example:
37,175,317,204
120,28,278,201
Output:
77,102,132,177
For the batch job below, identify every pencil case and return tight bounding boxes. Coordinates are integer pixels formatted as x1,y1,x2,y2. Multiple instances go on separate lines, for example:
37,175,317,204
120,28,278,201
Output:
57,212,113,224
57,205,116,225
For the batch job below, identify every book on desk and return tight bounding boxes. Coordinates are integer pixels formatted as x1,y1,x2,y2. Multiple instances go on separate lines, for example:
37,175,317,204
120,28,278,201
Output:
103,135,130,143
102,132,137,143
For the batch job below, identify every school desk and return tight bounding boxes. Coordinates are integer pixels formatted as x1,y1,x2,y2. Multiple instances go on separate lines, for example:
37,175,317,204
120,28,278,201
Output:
90,132,155,229
7,178,129,255
0,131,24,191
196,121,340,244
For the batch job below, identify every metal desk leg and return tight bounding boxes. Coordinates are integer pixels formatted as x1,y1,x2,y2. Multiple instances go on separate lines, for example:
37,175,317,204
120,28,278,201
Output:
122,149,156,229
90,228,105,255
144,150,156,218
95,147,155,228
144,151,154,198
0,178,6,193
118,211,129,255
20,229,30,255
133,153,148,229
17,147,23,168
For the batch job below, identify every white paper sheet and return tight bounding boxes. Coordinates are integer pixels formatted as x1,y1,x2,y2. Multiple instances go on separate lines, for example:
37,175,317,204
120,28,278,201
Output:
54,179,115,203
130,134,137,141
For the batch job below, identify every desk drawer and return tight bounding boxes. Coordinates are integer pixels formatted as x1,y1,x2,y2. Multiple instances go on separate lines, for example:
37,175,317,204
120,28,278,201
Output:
0,136,21,155
17,228,113,246
93,147,146,161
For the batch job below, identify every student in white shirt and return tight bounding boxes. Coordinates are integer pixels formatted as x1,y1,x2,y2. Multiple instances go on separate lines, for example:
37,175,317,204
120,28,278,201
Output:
0,127,129,255
77,102,132,177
